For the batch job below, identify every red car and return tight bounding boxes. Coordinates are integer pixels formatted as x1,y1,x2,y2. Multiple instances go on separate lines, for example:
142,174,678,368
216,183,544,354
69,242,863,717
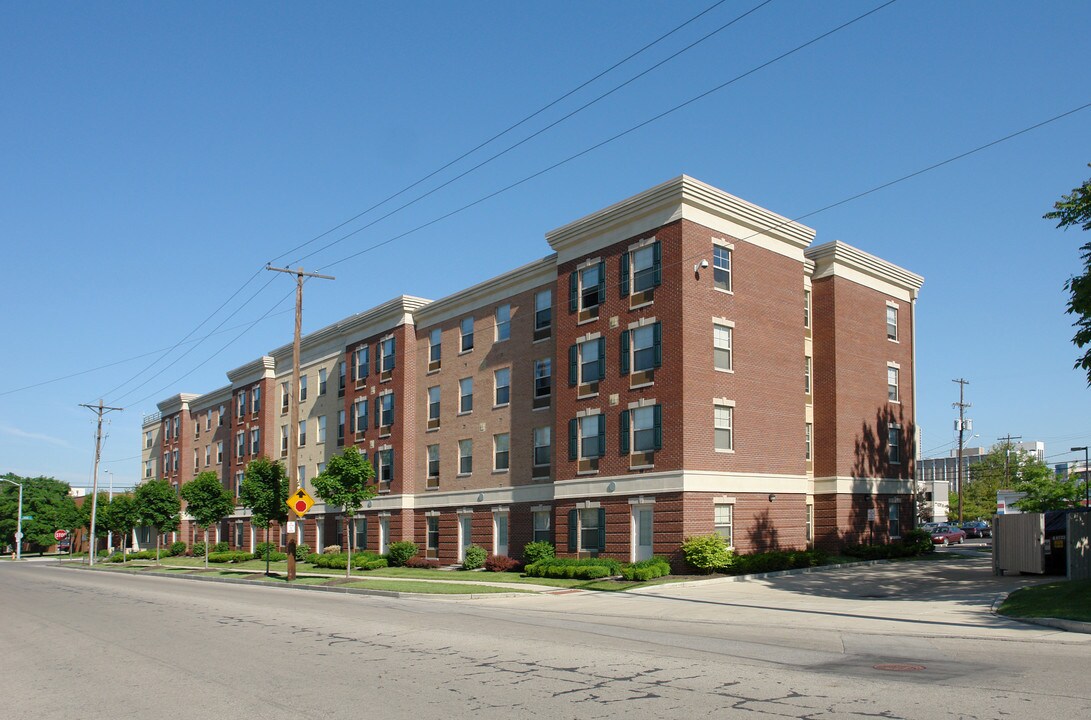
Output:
931,525,966,546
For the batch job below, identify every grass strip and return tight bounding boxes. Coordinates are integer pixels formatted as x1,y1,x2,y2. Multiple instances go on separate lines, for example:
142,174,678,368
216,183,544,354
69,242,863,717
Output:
998,579,1091,622
342,579,533,594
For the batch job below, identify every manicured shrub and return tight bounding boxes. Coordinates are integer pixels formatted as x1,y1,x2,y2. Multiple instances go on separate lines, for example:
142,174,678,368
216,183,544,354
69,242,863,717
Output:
484,554,519,573
168,541,187,556
462,544,487,570
524,557,621,579
728,549,827,575
902,529,935,555
191,541,206,557
208,551,254,563
405,556,441,569
323,545,342,554
386,541,419,567
619,556,671,581
356,557,389,571
295,543,311,560
129,550,158,560
107,552,126,563
212,541,230,553
681,534,732,573
522,541,555,565
254,542,276,559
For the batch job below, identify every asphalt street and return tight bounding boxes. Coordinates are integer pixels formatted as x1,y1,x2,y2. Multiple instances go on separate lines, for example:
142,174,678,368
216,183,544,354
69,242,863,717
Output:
1,553,1086,720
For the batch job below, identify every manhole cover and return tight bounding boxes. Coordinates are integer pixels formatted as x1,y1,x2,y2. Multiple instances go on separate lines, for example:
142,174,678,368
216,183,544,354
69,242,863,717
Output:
873,663,926,672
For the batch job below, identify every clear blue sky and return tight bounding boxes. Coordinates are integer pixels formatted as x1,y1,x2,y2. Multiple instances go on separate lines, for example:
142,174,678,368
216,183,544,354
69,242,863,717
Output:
2,1,1089,489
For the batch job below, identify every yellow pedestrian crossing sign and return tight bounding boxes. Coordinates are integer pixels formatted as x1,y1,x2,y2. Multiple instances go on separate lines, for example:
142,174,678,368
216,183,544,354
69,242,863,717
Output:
288,487,315,518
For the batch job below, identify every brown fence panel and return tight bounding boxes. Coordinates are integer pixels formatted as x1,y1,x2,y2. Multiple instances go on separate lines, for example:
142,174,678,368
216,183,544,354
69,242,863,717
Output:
1068,513,1091,580
993,513,1045,575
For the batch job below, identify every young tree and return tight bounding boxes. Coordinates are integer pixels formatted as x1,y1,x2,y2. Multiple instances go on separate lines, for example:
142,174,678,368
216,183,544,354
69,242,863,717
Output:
134,479,181,563
312,446,376,578
239,458,288,574
954,443,1054,519
1046,164,1091,383
180,472,235,568
106,495,139,561
1014,469,1084,513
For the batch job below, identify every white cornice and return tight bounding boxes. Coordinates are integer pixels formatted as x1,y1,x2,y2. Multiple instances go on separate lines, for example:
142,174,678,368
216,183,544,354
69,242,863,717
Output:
546,175,816,264
156,393,201,416
226,355,276,386
806,241,924,301
812,476,914,494
414,254,557,328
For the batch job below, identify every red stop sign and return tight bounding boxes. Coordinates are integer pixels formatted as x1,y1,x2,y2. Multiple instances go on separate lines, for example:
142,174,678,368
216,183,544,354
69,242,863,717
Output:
294,500,308,513
54,529,68,541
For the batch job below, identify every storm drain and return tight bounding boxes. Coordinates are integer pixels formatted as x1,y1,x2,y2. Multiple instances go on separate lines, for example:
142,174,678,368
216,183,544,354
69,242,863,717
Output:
873,663,926,672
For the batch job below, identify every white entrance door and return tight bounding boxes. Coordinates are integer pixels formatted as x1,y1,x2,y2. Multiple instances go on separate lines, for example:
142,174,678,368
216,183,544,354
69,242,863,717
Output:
494,513,508,557
459,515,473,562
379,516,389,555
633,507,653,562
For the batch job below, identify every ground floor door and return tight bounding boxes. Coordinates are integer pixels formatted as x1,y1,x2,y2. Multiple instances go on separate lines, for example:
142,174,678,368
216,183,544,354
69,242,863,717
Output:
459,515,473,562
633,506,653,562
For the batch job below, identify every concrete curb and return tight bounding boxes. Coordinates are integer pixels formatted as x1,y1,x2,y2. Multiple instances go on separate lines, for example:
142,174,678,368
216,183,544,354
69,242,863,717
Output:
625,559,892,592
990,590,1091,634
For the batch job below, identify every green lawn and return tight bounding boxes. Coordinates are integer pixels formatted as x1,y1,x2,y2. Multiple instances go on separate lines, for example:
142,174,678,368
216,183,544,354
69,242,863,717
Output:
998,579,1091,622
342,579,533,594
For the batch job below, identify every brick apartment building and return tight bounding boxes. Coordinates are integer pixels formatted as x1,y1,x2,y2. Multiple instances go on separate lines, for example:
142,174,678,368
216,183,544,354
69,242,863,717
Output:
141,176,923,565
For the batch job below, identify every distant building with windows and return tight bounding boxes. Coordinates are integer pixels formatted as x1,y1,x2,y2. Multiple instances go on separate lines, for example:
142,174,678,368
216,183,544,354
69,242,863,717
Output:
917,441,1046,494
141,176,922,566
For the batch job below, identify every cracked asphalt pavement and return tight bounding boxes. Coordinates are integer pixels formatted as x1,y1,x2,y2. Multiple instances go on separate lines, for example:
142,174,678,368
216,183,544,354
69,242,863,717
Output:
1,556,1086,719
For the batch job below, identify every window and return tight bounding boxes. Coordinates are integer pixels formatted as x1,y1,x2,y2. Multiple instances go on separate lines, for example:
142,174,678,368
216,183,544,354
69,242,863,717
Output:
234,472,244,499
171,450,178,472
353,346,369,383
318,416,327,444
494,368,510,406
144,460,152,478
194,419,200,438
337,410,345,444
621,405,661,456
428,327,441,371
144,431,153,449
377,393,394,432
805,422,813,462
281,382,289,412
354,516,367,551
297,465,306,487
193,449,198,470
887,366,900,402
298,420,306,447
534,289,551,339
317,461,325,477
494,433,510,471
568,507,605,553
804,289,811,329
805,356,812,395
426,516,439,559
533,358,551,408
376,449,393,490
714,404,734,451
569,414,605,467
888,424,901,464
460,316,474,352
622,241,661,299
888,502,901,538
426,444,440,488
250,428,260,455
162,452,169,473
280,425,288,455
713,245,732,291
252,386,261,413
427,386,440,429
569,337,605,393
887,305,898,341
205,413,211,432
338,361,346,393
216,441,223,464
533,426,551,471
379,336,395,377
173,416,179,438
532,510,551,543
203,444,210,467
569,261,605,320
218,405,224,426
319,368,327,395
495,304,511,342
236,392,246,419
458,439,473,475
236,432,245,459
353,398,368,435
806,502,814,542
622,322,661,380
713,323,733,372
714,503,733,546
458,377,473,414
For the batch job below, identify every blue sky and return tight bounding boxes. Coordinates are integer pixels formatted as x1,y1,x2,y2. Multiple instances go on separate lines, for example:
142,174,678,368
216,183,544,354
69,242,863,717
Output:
2,1,1089,489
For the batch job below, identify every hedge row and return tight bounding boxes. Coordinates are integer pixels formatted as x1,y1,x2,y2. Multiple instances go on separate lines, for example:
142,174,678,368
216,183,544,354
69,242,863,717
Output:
524,557,622,579
618,556,671,581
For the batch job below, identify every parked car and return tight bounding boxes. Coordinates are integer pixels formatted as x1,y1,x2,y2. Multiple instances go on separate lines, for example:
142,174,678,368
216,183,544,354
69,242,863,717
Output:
931,525,966,545
960,521,992,539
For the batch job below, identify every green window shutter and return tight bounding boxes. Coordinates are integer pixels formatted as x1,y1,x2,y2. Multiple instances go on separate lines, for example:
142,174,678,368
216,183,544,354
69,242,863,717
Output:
568,271,578,312
568,419,578,461
361,400,368,430
568,344,578,386
596,414,606,457
597,507,606,551
373,451,379,475
653,404,662,450
596,261,606,303
620,330,630,376
568,509,578,552
653,322,662,368
619,252,630,297
619,409,630,454
374,400,380,428
389,449,394,479
652,241,662,287
597,337,606,380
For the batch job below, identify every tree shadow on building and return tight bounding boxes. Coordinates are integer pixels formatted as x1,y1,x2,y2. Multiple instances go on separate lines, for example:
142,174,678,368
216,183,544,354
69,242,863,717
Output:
746,508,781,553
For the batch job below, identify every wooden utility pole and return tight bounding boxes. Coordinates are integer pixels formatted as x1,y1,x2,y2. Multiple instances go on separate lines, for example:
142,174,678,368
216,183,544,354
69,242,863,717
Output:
998,433,1023,489
80,400,123,566
952,379,970,523
267,265,334,580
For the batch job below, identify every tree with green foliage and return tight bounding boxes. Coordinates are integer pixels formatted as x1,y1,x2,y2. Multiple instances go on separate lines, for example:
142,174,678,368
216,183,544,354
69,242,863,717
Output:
105,495,138,561
180,472,235,568
239,458,289,573
1046,164,1091,383
80,492,111,555
955,443,1054,519
0,473,78,554
1014,469,1085,513
312,446,376,578
134,479,180,563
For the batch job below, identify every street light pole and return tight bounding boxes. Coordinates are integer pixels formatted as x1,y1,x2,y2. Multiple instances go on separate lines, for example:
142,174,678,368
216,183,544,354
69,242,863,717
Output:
1071,446,1089,509
2,478,23,561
